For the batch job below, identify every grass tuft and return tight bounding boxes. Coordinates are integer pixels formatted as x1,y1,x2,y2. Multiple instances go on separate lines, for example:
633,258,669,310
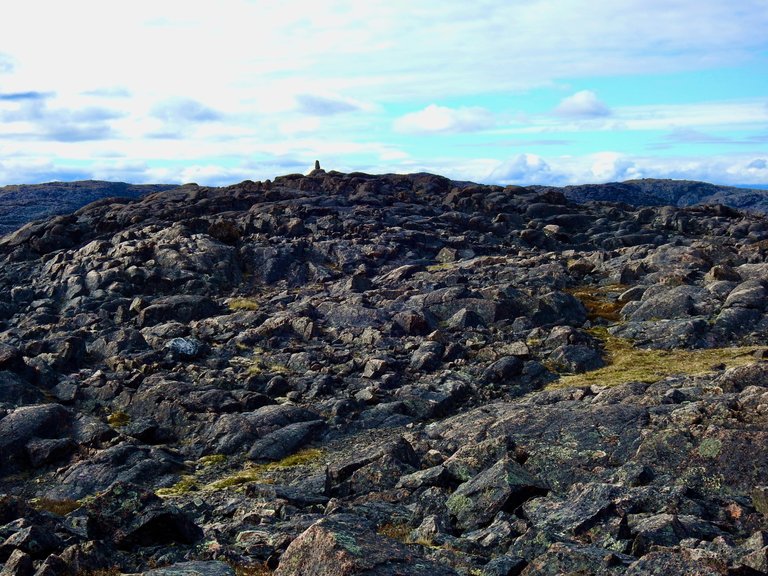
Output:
206,448,325,492
30,497,82,516
549,328,765,389
228,298,260,311
377,521,412,543
567,284,627,323
106,410,130,427
155,475,199,496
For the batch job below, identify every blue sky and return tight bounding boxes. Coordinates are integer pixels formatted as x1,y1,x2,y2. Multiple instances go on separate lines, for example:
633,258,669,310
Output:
0,0,766,187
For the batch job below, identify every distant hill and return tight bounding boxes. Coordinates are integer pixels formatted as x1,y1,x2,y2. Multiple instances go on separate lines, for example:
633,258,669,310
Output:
528,179,768,214
0,180,179,235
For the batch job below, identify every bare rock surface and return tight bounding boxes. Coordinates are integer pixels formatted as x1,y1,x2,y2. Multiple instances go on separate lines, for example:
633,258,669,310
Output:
2,170,768,574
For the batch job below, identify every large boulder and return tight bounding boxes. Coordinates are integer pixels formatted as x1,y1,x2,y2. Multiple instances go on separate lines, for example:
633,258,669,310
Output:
274,515,459,576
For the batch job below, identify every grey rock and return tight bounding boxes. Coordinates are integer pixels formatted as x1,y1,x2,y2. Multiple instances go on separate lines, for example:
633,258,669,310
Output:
447,457,547,531
273,515,459,576
142,561,235,576
247,420,326,461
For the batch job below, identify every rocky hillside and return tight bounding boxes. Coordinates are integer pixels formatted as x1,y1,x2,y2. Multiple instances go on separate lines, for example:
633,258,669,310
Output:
3,170,768,575
530,179,768,213
0,181,179,236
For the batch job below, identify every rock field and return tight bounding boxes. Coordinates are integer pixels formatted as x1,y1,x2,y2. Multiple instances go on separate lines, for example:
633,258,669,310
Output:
3,169,768,575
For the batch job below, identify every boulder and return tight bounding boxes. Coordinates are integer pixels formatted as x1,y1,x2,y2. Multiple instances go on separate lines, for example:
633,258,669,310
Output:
274,515,459,576
447,457,547,531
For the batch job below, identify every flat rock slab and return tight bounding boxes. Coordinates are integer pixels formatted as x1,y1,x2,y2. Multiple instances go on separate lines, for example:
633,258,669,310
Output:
141,561,235,576
274,514,459,576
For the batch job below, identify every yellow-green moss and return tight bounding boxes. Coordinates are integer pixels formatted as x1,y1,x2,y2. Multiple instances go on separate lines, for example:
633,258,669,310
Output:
30,497,81,516
207,466,267,490
268,448,324,468
549,329,765,389
206,449,324,491
155,475,199,496
228,298,260,311
426,262,457,272
377,521,412,543
158,449,326,496
198,454,227,468
106,410,130,428
567,284,627,323
229,563,273,576
247,359,291,377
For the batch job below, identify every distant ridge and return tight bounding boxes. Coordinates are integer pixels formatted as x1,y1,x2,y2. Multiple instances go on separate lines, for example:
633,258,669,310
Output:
2,177,767,238
0,180,179,235
528,178,768,213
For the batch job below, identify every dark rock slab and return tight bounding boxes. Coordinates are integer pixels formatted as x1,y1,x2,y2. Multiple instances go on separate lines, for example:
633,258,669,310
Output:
79,481,202,549
447,457,547,531
274,514,459,576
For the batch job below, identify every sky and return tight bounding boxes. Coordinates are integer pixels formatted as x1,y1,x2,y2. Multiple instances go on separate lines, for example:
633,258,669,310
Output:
0,0,767,188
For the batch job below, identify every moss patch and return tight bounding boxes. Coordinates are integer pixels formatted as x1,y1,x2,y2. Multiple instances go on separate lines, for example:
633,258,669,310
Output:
246,358,291,377
549,328,765,389
198,454,227,468
161,448,327,496
30,497,81,516
106,410,130,428
377,521,412,543
567,284,627,323
155,475,199,497
229,563,273,576
268,448,324,468
228,298,260,311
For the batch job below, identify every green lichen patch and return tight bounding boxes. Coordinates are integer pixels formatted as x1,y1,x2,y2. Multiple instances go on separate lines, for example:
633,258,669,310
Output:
698,438,723,459
333,530,363,556
446,493,473,517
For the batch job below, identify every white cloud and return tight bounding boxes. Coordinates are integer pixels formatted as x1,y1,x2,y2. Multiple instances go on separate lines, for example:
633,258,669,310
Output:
0,1,766,187
554,90,611,118
294,94,361,116
394,104,495,134
151,98,222,124
486,153,561,185
492,99,768,136
589,152,642,181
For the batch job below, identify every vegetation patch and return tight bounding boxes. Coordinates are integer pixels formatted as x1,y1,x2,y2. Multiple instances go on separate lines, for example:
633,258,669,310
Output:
198,454,227,468
195,448,325,493
228,297,260,311
246,358,291,377
426,262,457,273
549,328,765,389
155,475,199,497
268,448,324,468
377,521,412,543
207,465,268,490
228,562,273,576
106,410,130,427
30,497,81,516
567,284,627,323
698,438,723,459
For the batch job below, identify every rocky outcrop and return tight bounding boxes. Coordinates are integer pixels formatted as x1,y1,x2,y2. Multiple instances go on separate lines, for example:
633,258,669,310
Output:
2,170,768,574
0,180,178,236
531,178,768,213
